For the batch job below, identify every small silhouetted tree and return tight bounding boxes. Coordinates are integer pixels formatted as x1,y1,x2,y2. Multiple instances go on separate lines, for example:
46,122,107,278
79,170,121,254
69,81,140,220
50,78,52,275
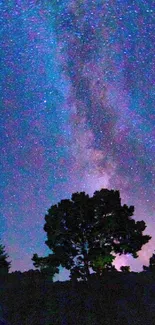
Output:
32,189,151,282
143,251,155,272
32,253,59,281
120,265,130,273
0,242,11,277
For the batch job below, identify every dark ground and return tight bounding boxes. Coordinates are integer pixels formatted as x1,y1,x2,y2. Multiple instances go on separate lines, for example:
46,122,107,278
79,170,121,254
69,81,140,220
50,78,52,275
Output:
0,271,155,325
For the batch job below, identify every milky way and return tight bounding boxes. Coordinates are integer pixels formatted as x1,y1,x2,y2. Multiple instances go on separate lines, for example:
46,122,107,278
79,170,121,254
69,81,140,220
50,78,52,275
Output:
0,1,154,279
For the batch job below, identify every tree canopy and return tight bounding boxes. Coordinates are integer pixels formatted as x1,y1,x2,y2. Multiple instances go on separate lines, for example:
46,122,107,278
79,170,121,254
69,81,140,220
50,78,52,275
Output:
32,188,151,281
31,253,59,279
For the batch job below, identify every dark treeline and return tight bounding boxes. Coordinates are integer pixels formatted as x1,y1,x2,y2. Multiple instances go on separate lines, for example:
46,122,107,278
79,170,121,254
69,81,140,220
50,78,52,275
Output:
0,189,155,324
1,269,155,325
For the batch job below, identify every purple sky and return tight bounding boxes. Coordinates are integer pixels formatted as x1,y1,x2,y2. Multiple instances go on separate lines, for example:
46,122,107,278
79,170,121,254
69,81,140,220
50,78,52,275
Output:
0,1,154,281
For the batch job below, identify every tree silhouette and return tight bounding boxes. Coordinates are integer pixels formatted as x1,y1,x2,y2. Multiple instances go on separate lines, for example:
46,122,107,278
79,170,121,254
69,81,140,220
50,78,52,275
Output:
0,242,11,277
32,253,59,281
32,189,151,282
120,265,130,273
143,251,155,272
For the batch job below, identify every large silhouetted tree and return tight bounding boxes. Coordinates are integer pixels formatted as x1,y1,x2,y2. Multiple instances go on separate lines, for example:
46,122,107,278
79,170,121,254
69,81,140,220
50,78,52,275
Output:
0,242,11,277
32,189,151,282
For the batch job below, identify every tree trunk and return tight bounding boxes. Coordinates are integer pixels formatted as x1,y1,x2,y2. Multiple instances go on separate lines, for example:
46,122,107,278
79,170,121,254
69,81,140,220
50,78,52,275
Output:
83,251,90,281
81,234,91,281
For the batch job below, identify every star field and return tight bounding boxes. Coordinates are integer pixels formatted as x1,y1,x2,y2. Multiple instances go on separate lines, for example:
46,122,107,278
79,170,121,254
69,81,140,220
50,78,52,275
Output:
0,0,154,280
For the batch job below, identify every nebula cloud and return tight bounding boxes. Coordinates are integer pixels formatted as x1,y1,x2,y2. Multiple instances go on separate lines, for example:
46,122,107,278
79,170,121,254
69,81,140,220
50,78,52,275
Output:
0,1,154,275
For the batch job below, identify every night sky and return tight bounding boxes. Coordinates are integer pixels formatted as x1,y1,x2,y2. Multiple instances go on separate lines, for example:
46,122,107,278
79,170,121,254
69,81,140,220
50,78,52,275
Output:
0,1,154,281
